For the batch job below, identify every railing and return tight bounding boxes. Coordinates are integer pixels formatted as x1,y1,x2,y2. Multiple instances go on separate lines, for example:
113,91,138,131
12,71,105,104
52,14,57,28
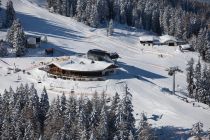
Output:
47,73,105,81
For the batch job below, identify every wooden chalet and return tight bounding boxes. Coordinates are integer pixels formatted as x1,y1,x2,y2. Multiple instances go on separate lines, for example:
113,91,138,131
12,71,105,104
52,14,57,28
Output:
159,35,178,46
46,57,118,81
139,36,155,46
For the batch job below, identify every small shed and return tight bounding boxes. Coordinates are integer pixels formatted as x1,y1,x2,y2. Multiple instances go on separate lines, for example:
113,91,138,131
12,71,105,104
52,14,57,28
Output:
45,48,54,55
139,36,154,46
159,35,178,46
26,35,41,48
179,44,194,51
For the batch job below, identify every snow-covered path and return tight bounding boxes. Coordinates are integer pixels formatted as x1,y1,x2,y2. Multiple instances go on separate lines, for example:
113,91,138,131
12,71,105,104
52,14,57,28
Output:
1,0,210,131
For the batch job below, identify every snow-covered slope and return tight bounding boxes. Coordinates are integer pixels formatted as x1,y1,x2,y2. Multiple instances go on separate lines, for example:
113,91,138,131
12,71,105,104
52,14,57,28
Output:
24,0,47,7
0,0,210,132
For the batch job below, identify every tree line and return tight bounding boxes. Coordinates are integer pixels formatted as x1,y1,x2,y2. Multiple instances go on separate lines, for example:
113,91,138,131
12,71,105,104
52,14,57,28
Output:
0,84,154,140
186,58,210,106
46,0,210,37
47,0,210,61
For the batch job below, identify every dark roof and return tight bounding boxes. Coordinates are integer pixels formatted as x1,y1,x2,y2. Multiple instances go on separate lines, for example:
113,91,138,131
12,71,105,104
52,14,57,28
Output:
89,49,107,53
87,49,119,59
26,34,41,39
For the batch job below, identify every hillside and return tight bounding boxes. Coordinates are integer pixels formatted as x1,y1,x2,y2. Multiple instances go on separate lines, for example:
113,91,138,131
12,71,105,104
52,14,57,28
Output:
0,0,210,138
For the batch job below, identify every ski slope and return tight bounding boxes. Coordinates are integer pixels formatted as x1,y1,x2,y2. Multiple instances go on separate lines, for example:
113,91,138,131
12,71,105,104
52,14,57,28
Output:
0,0,210,133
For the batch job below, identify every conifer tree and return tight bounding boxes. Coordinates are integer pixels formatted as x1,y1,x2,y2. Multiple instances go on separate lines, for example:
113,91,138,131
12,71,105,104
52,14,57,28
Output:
194,59,202,101
13,19,26,57
89,4,99,27
40,87,49,135
128,130,134,140
23,121,35,140
5,0,15,27
44,97,64,139
97,0,109,22
205,40,210,63
107,19,114,36
109,92,120,139
114,101,126,139
0,94,4,136
0,42,8,57
121,85,135,137
136,113,153,140
61,93,67,113
1,106,16,140
191,122,203,140
186,58,195,98
89,130,96,140
98,106,108,140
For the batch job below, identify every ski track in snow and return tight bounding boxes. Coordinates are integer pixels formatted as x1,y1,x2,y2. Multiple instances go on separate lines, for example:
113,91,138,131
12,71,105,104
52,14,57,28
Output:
1,0,210,132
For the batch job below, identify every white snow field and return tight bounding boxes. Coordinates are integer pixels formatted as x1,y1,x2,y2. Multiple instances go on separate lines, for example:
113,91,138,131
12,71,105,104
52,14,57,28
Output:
0,0,210,135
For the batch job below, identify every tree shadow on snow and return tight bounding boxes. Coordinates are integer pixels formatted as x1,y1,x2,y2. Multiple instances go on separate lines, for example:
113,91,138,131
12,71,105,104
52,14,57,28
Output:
15,11,86,41
4,42,77,58
25,42,77,57
109,62,167,85
154,126,191,140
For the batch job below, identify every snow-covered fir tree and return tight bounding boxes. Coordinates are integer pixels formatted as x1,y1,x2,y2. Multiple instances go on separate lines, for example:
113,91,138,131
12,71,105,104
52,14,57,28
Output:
108,92,120,139
136,113,153,140
186,58,195,98
191,122,203,140
7,19,26,56
194,59,202,101
196,28,209,60
205,39,210,63
5,0,16,27
0,41,8,57
13,20,26,56
107,19,114,36
97,106,108,140
185,59,210,106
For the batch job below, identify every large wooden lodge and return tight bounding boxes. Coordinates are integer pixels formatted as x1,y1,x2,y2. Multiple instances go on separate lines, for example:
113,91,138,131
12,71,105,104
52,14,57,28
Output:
46,56,118,81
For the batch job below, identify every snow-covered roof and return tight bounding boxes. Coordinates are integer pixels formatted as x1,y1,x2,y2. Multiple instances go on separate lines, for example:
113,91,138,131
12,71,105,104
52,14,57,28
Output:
139,35,155,42
27,37,37,45
180,44,192,49
159,35,177,43
49,56,116,72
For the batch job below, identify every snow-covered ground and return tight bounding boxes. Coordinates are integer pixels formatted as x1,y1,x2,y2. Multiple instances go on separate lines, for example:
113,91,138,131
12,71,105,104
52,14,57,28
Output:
0,0,210,133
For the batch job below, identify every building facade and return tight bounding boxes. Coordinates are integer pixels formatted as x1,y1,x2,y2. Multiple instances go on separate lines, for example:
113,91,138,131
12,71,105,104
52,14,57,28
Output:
45,57,118,81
